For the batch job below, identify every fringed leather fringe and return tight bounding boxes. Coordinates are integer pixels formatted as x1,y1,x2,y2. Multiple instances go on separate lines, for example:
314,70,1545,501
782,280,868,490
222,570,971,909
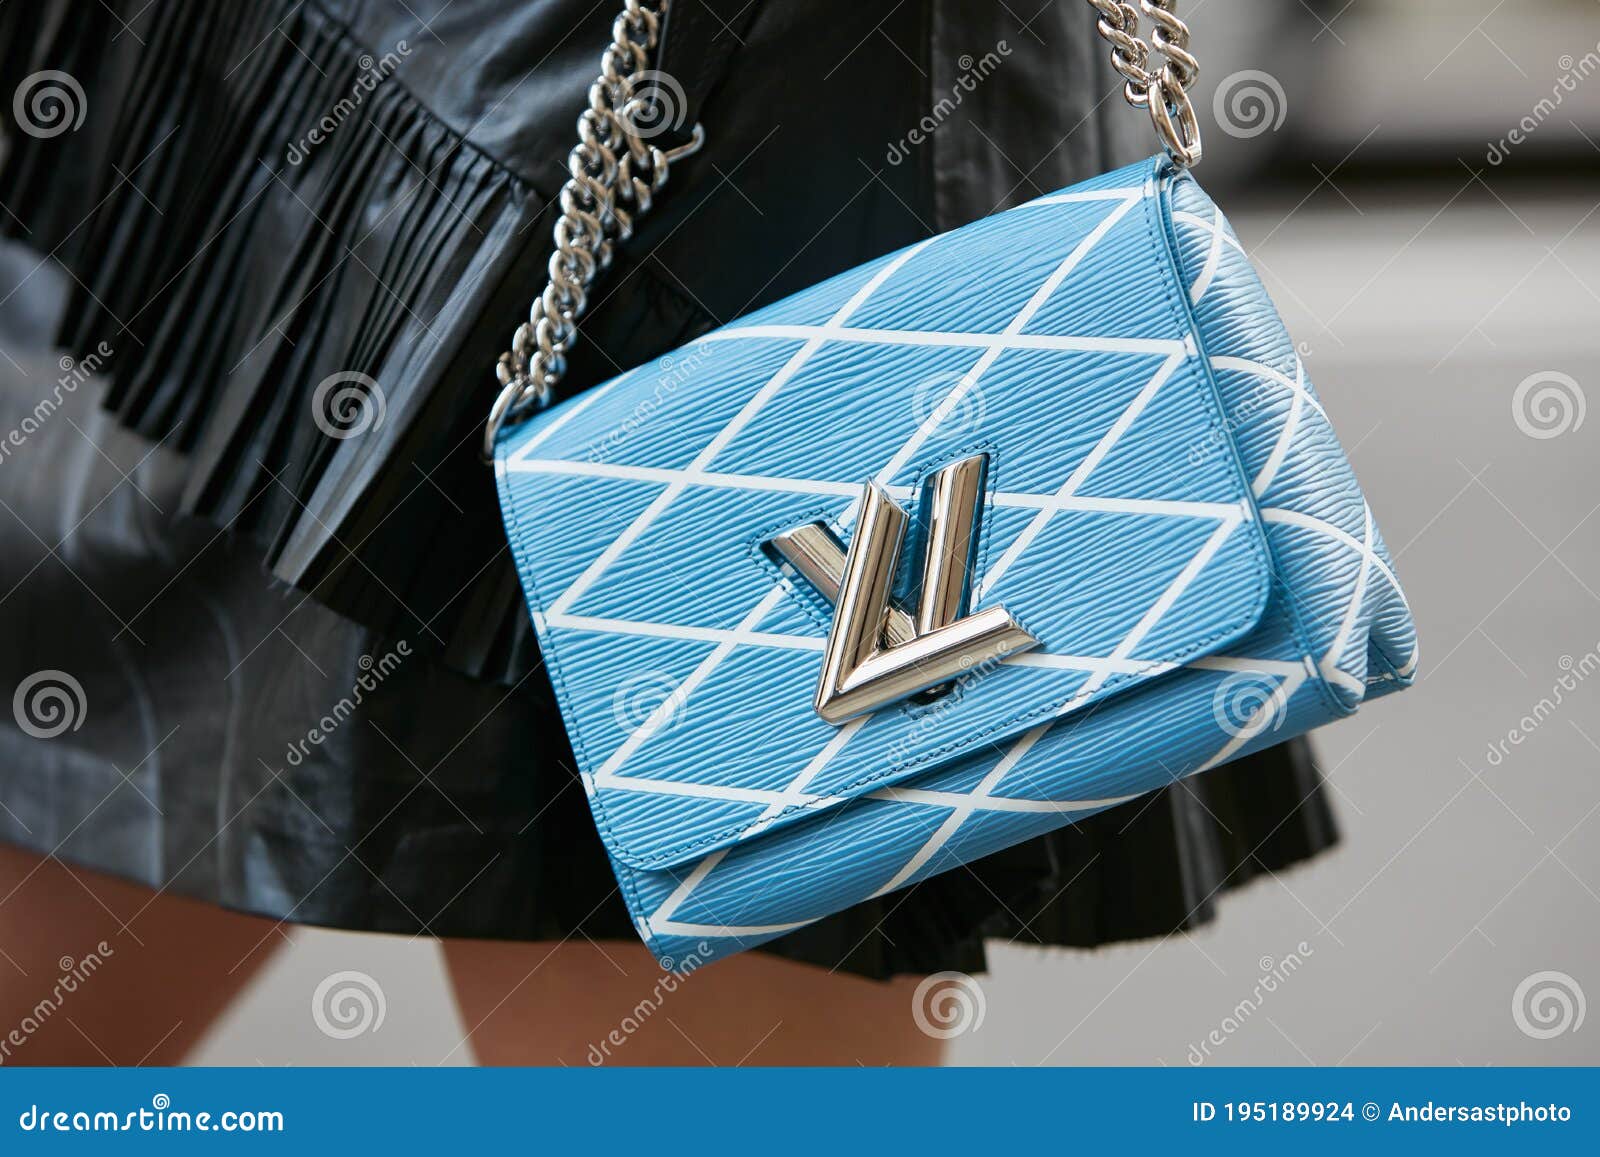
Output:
0,0,566,681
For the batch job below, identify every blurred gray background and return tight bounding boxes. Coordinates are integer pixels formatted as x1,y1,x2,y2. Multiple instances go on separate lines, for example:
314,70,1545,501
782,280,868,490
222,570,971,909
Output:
180,0,1600,1066
5,0,1598,1065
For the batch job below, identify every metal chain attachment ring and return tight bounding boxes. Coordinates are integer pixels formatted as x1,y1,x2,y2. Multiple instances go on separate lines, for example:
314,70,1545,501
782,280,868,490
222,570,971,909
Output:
484,0,703,459
1084,0,1202,167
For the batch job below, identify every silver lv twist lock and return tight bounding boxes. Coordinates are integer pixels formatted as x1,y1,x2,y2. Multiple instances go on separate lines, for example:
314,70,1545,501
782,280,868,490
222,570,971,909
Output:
770,454,1040,723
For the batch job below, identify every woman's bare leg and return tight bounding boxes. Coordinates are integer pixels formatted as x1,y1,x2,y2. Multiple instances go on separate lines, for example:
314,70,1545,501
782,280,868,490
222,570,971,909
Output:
444,939,947,1066
0,844,283,1065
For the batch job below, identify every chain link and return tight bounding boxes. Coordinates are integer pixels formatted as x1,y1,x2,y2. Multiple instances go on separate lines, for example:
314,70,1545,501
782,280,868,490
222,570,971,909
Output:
1084,0,1201,167
486,0,1203,456
484,0,703,459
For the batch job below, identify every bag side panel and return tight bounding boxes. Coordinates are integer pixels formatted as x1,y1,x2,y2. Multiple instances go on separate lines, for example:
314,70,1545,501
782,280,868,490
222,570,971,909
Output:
609,170,1418,966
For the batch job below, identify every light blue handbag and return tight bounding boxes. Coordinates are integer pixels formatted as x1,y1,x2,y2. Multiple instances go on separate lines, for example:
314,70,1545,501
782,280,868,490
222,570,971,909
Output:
487,1,1416,967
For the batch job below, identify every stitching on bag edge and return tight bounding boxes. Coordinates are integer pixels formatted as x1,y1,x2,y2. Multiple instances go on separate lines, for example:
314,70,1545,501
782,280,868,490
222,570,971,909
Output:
1358,536,1416,690
1158,172,1352,721
492,453,648,882
1164,174,1363,713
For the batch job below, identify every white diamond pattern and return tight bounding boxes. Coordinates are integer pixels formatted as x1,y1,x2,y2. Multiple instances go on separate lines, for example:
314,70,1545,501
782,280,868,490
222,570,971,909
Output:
496,166,1418,955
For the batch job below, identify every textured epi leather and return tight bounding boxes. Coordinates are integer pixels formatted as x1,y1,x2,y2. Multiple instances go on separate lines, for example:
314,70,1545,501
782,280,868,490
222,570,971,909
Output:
495,156,1417,965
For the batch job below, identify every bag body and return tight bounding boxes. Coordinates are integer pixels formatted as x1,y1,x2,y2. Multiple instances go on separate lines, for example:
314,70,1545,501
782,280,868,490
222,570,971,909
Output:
494,155,1416,966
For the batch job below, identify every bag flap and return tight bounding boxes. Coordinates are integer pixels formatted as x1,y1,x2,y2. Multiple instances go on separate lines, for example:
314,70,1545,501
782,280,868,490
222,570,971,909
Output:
495,156,1271,871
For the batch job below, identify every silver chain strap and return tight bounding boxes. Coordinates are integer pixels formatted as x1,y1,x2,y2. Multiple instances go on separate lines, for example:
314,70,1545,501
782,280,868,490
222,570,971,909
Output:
1084,0,1201,166
484,0,703,458
485,0,1200,456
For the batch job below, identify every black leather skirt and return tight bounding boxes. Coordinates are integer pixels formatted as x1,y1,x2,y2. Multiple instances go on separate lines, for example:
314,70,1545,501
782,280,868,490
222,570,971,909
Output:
0,0,1337,977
